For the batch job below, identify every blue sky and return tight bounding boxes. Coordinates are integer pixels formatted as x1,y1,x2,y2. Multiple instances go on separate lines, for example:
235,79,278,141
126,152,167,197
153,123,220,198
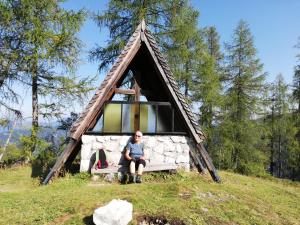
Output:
62,0,300,84
20,0,300,117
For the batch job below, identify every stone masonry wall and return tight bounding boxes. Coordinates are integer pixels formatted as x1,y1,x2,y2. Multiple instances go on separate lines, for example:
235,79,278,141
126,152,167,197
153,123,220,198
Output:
80,135,195,172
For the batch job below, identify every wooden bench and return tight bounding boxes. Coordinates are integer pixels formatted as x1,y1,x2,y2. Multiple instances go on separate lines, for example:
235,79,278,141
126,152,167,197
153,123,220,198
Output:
91,164,178,174
91,149,178,174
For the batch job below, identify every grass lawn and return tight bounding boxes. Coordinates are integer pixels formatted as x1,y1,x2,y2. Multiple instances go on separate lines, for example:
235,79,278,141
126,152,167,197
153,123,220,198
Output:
0,166,299,225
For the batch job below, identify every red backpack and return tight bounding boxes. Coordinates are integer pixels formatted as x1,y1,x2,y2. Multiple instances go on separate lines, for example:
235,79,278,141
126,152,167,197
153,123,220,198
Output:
96,149,108,169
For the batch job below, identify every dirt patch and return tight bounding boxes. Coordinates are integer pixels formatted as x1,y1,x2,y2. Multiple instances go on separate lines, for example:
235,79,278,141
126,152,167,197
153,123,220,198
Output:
87,182,110,187
137,215,186,225
178,192,191,200
49,213,72,225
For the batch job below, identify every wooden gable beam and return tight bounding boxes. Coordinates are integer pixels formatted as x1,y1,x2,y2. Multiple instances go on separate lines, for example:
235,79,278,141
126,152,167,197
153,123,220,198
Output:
115,88,136,95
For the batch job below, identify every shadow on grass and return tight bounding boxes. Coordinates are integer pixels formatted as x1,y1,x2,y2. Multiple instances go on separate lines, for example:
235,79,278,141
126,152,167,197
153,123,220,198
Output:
82,215,94,225
31,159,80,183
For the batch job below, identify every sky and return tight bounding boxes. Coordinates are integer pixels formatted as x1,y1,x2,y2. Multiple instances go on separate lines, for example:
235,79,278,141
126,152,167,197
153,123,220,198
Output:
20,0,300,117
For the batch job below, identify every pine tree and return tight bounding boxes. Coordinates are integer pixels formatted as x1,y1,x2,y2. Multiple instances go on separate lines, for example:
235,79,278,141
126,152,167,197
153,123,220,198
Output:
92,0,209,102
291,37,300,179
267,75,299,178
164,2,204,96
220,20,266,174
270,75,297,177
190,26,223,164
91,0,189,70
0,0,93,152
294,37,300,112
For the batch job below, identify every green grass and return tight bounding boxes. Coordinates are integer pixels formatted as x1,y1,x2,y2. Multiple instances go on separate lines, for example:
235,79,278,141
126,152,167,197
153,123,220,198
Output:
0,166,299,225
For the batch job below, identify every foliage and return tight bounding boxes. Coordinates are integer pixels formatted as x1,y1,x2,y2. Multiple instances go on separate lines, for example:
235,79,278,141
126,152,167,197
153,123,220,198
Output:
164,2,204,96
293,37,300,112
0,143,24,166
0,167,300,224
91,0,195,71
57,112,78,137
264,75,299,179
0,0,95,152
218,20,266,175
191,26,223,156
19,128,52,160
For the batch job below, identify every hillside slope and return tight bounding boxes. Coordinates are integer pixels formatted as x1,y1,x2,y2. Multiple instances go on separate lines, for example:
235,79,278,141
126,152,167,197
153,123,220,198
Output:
0,167,299,225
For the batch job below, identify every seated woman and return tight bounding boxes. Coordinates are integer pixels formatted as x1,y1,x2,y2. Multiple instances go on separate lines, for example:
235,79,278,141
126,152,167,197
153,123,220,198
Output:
124,130,146,183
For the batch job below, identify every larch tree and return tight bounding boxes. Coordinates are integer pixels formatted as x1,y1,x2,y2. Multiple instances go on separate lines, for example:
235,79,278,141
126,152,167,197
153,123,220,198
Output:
292,37,300,179
90,0,190,71
220,20,266,174
90,0,204,96
163,2,204,97
294,37,300,112
267,75,298,178
191,27,223,153
0,0,94,153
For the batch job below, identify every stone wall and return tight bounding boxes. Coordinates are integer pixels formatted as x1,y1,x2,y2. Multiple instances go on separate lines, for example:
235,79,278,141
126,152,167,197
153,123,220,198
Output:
80,135,195,172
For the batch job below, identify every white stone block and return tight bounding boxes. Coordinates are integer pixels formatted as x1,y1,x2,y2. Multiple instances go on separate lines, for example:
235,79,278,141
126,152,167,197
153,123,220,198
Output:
120,136,130,146
164,157,175,164
164,140,175,151
157,136,165,142
80,159,90,172
176,144,182,153
176,155,189,163
93,199,133,225
145,138,156,148
153,143,164,154
93,142,104,151
180,137,188,144
182,144,190,154
143,148,150,160
81,144,92,160
82,135,95,144
107,153,121,165
104,142,119,152
171,136,180,143
163,151,175,157
96,136,105,143
150,154,164,164
110,136,119,141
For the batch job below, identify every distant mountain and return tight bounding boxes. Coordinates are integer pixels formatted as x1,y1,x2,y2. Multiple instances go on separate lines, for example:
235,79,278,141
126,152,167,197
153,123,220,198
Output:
0,123,67,146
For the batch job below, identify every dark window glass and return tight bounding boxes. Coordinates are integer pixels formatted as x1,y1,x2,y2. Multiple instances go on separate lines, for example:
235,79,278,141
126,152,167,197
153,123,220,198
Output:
157,105,172,132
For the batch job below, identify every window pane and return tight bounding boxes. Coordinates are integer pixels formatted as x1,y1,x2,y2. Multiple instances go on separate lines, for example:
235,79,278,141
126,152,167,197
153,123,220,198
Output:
103,104,121,132
140,104,156,133
122,104,137,133
157,105,172,132
92,114,103,132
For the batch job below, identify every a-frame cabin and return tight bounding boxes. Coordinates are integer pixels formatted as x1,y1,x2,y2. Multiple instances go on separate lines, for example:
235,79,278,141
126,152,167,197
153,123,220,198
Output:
43,20,220,184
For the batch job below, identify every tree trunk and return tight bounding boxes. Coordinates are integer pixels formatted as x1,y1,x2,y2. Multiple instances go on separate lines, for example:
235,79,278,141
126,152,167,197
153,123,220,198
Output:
31,61,39,153
0,119,17,162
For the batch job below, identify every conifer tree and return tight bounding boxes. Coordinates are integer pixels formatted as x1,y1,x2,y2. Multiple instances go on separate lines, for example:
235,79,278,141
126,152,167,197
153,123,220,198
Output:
220,20,266,174
91,0,189,70
291,37,300,179
164,2,204,96
91,0,204,95
294,37,300,112
0,0,93,152
267,75,299,178
190,26,223,163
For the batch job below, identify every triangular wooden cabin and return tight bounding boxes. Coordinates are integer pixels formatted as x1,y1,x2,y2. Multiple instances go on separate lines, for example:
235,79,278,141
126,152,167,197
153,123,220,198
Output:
43,20,220,184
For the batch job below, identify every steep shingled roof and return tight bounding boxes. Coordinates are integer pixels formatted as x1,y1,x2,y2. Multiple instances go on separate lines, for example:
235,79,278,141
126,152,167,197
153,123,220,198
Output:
69,21,205,141
43,20,220,184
